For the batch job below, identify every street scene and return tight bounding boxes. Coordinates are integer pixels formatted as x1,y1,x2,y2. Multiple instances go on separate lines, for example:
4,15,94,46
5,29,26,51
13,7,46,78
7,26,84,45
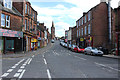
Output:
0,0,120,80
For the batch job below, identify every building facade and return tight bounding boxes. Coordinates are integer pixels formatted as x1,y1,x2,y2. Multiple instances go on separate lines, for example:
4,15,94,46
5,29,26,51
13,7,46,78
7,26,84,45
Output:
76,2,115,49
71,26,77,45
0,0,23,54
13,0,38,51
114,6,120,55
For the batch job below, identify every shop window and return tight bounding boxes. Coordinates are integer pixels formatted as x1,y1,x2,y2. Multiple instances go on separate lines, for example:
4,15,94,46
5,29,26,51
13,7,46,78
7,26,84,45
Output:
6,15,10,28
6,39,14,52
0,39,3,53
1,14,5,27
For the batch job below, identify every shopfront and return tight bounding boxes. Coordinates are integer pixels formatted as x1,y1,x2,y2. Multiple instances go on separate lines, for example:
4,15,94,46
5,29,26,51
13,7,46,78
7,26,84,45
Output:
31,38,38,50
0,28,23,54
38,37,41,48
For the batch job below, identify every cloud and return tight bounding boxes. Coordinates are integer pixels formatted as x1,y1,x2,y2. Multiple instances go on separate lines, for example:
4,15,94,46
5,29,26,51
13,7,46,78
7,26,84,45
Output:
31,0,119,37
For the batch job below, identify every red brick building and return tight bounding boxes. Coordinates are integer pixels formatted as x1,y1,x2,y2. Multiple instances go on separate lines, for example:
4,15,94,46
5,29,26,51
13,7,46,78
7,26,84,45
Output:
71,26,77,45
114,6,120,55
51,21,55,40
0,0,23,54
13,0,38,51
76,2,115,50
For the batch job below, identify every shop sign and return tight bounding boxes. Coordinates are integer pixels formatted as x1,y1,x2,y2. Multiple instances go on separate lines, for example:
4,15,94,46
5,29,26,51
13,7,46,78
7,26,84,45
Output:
90,37,92,41
80,38,84,41
31,38,38,42
0,28,23,38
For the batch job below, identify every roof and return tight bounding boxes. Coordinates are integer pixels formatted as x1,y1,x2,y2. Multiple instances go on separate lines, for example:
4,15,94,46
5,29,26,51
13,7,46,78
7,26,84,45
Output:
0,4,22,17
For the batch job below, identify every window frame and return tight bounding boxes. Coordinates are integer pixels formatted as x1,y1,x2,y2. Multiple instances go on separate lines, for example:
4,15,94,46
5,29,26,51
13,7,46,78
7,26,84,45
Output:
6,15,10,28
1,13,5,27
25,19,27,30
3,0,12,9
88,24,91,34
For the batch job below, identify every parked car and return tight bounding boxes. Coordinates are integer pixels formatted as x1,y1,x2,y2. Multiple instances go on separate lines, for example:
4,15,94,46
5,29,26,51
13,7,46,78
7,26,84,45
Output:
97,47,109,55
68,44,72,49
71,45,77,51
64,43,68,48
51,39,55,43
84,47,103,56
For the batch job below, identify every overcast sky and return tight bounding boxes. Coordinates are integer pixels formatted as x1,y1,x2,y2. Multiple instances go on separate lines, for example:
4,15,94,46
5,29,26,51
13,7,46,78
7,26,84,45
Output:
29,0,120,37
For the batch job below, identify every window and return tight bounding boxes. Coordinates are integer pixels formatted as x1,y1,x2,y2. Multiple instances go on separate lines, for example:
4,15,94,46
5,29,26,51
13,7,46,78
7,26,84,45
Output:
34,12,36,20
31,21,32,30
82,18,83,25
6,15,10,28
85,15,86,23
4,0,12,9
88,12,91,21
25,19,27,30
85,26,87,35
28,6,30,14
28,20,29,30
88,24,91,34
76,21,78,28
79,20,80,26
82,28,83,36
79,29,80,36
25,4,27,14
31,9,32,16
77,30,78,37
1,14,5,27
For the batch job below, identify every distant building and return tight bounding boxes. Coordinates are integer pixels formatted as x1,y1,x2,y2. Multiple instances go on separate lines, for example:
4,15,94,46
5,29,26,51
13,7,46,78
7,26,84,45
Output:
51,21,55,39
68,27,72,44
71,26,77,45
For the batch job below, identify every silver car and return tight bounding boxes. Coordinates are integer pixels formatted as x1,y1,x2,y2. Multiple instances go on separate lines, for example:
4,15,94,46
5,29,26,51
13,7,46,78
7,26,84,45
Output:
84,47,103,56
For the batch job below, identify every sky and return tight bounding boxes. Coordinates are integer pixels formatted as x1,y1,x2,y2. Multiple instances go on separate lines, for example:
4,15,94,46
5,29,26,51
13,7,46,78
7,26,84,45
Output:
29,0,120,37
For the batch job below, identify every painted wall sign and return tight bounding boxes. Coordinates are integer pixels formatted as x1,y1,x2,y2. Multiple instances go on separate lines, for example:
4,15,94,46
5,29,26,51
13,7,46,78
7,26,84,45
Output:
0,28,23,38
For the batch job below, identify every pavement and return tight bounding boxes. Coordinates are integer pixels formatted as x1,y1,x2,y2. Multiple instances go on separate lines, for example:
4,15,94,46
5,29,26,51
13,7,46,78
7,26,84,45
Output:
0,43,53,59
0,40,120,79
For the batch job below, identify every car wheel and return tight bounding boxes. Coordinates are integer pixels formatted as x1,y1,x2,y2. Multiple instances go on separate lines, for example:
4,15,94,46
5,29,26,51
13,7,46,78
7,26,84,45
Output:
91,52,94,56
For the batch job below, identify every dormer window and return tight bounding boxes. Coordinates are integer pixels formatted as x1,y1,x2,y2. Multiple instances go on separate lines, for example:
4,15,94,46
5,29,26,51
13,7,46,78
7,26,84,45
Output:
3,0,12,9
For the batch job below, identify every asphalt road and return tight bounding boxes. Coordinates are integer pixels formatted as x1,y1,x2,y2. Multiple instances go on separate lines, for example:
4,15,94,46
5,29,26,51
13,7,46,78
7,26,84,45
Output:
1,40,120,80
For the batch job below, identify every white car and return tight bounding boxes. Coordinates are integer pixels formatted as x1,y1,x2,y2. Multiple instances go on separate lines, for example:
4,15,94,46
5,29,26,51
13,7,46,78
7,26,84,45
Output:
84,47,103,56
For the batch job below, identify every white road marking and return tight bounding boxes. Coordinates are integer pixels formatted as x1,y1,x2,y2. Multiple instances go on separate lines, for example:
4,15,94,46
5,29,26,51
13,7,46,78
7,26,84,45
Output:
32,55,35,58
18,59,25,64
11,66,16,69
27,58,32,64
74,56,87,60
25,58,30,64
18,69,26,79
1,73,9,77
7,69,13,72
15,63,19,66
18,69,23,72
20,66,25,69
14,73,20,77
23,64,26,66
0,78,2,80
94,62,106,67
94,62,120,72
43,55,45,58
44,58,47,65
47,69,52,80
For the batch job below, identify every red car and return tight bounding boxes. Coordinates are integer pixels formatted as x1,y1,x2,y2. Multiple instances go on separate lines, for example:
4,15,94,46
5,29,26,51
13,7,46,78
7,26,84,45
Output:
73,46,84,53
